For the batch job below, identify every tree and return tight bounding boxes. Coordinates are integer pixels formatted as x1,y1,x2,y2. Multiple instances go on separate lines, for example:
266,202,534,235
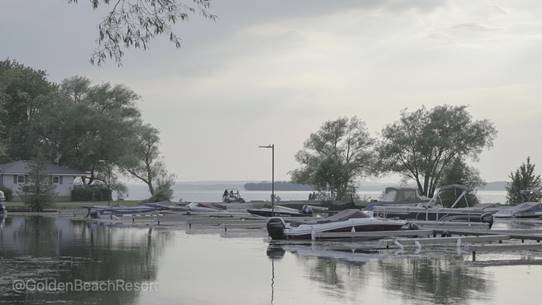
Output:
506,157,542,204
0,60,56,160
31,76,143,185
67,0,216,65
377,105,497,197
437,158,485,207
122,124,175,200
19,158,56,211
291,117,374,200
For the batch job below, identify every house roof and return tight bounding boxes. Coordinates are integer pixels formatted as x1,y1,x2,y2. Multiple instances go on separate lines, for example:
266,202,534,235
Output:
0,160,87,176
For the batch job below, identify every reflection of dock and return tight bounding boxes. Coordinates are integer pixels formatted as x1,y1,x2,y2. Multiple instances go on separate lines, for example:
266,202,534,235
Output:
70,211,542,265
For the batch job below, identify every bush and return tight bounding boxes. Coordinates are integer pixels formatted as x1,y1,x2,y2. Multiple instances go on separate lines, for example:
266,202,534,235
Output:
146,180,174,202
71,185,112,202
0,186,13,201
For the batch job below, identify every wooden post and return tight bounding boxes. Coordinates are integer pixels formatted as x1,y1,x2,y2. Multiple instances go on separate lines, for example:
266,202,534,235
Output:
472,251,476,261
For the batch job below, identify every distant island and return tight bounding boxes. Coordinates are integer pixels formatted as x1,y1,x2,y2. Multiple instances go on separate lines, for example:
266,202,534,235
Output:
244,181,314,191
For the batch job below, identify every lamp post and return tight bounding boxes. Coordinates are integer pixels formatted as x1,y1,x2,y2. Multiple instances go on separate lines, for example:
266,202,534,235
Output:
258,144,275,215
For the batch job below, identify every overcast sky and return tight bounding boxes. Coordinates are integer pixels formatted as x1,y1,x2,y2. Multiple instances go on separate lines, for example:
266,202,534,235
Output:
1,0,541,182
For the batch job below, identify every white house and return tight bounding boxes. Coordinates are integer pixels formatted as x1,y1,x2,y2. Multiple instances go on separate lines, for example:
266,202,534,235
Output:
0,160,87,201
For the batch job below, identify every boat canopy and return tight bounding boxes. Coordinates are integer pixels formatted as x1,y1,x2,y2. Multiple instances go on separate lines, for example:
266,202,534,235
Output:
318,209,369,223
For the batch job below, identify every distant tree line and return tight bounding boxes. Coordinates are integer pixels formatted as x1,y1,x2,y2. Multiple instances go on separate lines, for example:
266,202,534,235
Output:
0,59,174,208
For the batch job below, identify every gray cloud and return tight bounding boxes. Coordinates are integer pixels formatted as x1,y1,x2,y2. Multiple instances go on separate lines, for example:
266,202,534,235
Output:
1,0,541,182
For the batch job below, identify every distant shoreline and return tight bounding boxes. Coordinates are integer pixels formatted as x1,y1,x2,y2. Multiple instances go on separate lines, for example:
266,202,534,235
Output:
244,182,313,191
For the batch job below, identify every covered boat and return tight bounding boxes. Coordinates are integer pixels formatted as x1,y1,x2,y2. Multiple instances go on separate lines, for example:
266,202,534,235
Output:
367,187,429,209
266,209,406,240
493,202,542,219
86,205,158,218
248,205,306,217
366,185,494,225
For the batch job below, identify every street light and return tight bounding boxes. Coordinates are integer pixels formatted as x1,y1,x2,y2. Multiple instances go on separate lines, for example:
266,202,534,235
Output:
258,144,275,215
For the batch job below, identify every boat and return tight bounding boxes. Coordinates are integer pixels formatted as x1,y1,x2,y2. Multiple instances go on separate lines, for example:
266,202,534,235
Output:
248,205,307,217
0,190,6,215
366,185,494,225
493,202,542,219
142,201,188,211
186,202,227,213
86,205,158,218
222,189,246,203
266,209,407,240
367,187,429,209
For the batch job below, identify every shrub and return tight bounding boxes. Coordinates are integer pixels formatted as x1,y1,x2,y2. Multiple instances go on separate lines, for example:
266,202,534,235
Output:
71,185,112,202
146,179,174,202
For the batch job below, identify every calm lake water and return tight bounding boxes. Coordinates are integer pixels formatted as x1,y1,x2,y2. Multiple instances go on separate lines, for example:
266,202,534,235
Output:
124,184,508,204
1,216,542,305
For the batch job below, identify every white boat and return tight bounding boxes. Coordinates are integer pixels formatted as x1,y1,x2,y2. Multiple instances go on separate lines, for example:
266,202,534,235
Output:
186,202,227,213
493,202,542,219
266,209,406,240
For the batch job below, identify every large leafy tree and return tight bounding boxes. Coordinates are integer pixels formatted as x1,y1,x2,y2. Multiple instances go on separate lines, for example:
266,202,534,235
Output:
377,105,497,197
291,117,374,200
506,157,542,204
31,76,143,185
121,124,175,201
1,61,174,199
0,60,56,160
67,0,216,65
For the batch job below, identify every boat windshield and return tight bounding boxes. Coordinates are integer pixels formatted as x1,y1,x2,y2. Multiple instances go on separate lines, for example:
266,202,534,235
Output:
380,189,397,202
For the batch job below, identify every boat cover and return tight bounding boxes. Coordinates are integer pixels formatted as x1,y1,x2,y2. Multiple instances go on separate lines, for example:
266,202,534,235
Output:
317,209,368,223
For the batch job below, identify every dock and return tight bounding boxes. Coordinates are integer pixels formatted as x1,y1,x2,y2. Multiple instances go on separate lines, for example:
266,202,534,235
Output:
69,211,542,264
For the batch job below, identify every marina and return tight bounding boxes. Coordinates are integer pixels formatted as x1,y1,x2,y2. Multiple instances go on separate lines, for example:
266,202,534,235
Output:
2,210,542,305
2,2,542,303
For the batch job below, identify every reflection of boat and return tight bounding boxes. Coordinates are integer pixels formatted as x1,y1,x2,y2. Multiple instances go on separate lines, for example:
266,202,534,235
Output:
248,205,306,217
267,209,406,240
267,244,382,265
493,202,542,219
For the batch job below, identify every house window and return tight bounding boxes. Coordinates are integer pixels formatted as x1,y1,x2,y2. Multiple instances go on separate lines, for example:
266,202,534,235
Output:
52,176,60,184
16,175,26,184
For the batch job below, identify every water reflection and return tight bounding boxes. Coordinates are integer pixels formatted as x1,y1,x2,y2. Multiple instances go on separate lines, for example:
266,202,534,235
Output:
3,216,542,305
378,258,490,304
0,216,172,305
268,243,492,305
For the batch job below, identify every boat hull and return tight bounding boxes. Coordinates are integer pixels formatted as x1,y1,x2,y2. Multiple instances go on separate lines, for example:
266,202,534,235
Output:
267,217,406,240
369,206,493,224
